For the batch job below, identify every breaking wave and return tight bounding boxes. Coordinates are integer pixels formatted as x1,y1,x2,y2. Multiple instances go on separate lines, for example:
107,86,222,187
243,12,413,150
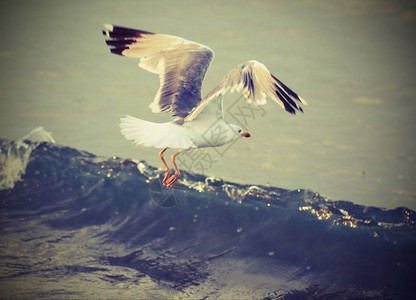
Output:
0,129,415,299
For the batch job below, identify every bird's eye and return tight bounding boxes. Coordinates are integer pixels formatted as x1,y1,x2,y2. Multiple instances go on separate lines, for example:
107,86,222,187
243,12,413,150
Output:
238,129,241,133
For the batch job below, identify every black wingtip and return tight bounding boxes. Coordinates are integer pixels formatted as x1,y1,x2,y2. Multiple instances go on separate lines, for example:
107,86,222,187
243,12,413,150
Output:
103,25,154,56
271,74,304,103
110,47,128,56
106,39,135,47
274,83,302,114
271,74,306,115
284,104,297,115
108,25,154,38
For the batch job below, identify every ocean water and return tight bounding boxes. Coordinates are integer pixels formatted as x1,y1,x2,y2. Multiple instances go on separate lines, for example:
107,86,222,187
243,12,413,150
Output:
0,132,415,299
0,0,415,210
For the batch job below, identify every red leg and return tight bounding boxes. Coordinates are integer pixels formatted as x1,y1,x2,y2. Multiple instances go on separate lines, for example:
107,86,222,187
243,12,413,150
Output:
165,150,182,189
158,147,170,187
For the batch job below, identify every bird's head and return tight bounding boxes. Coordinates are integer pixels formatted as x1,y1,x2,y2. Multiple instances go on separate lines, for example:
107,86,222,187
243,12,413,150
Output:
230,124,250,138
238,128,251,138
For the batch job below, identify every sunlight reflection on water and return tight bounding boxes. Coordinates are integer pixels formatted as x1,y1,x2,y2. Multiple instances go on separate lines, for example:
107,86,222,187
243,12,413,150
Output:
0,0,415,209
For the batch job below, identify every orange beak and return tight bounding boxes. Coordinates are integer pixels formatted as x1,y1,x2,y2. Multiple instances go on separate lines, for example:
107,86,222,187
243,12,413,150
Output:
240,131,251,138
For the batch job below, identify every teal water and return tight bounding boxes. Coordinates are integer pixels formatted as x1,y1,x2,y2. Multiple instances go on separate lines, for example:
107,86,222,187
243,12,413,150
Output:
1,0,415,209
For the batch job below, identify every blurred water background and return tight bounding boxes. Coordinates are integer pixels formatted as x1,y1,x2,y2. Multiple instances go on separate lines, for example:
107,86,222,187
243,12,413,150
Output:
1,0,415,210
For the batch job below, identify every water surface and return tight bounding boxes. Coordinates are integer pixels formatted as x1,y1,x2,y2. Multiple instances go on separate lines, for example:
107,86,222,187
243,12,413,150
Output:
0,0,415,209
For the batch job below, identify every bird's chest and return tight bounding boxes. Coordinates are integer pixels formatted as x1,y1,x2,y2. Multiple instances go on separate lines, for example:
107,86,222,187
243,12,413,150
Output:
186,119,237,148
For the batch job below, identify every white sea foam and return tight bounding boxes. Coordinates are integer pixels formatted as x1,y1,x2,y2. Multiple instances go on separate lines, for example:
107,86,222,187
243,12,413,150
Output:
0,127,55,190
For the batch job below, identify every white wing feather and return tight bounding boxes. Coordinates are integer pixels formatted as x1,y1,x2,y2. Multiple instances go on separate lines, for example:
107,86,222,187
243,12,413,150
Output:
185,60,307,122
103,24,214,120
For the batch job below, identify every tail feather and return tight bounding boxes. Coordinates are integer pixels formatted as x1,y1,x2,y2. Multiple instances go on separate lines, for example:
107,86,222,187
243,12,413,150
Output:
119,116,196,149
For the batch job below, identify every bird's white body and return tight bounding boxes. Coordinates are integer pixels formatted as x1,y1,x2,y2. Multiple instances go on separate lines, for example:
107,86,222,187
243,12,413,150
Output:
120,114,240,149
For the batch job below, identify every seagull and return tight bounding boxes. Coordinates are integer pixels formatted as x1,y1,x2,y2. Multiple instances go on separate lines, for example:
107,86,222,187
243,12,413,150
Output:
102,24,307,189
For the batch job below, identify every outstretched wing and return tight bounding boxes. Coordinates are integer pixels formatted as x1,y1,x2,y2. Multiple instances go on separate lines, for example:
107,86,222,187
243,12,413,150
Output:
185,60,307,122
102,24,214,121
